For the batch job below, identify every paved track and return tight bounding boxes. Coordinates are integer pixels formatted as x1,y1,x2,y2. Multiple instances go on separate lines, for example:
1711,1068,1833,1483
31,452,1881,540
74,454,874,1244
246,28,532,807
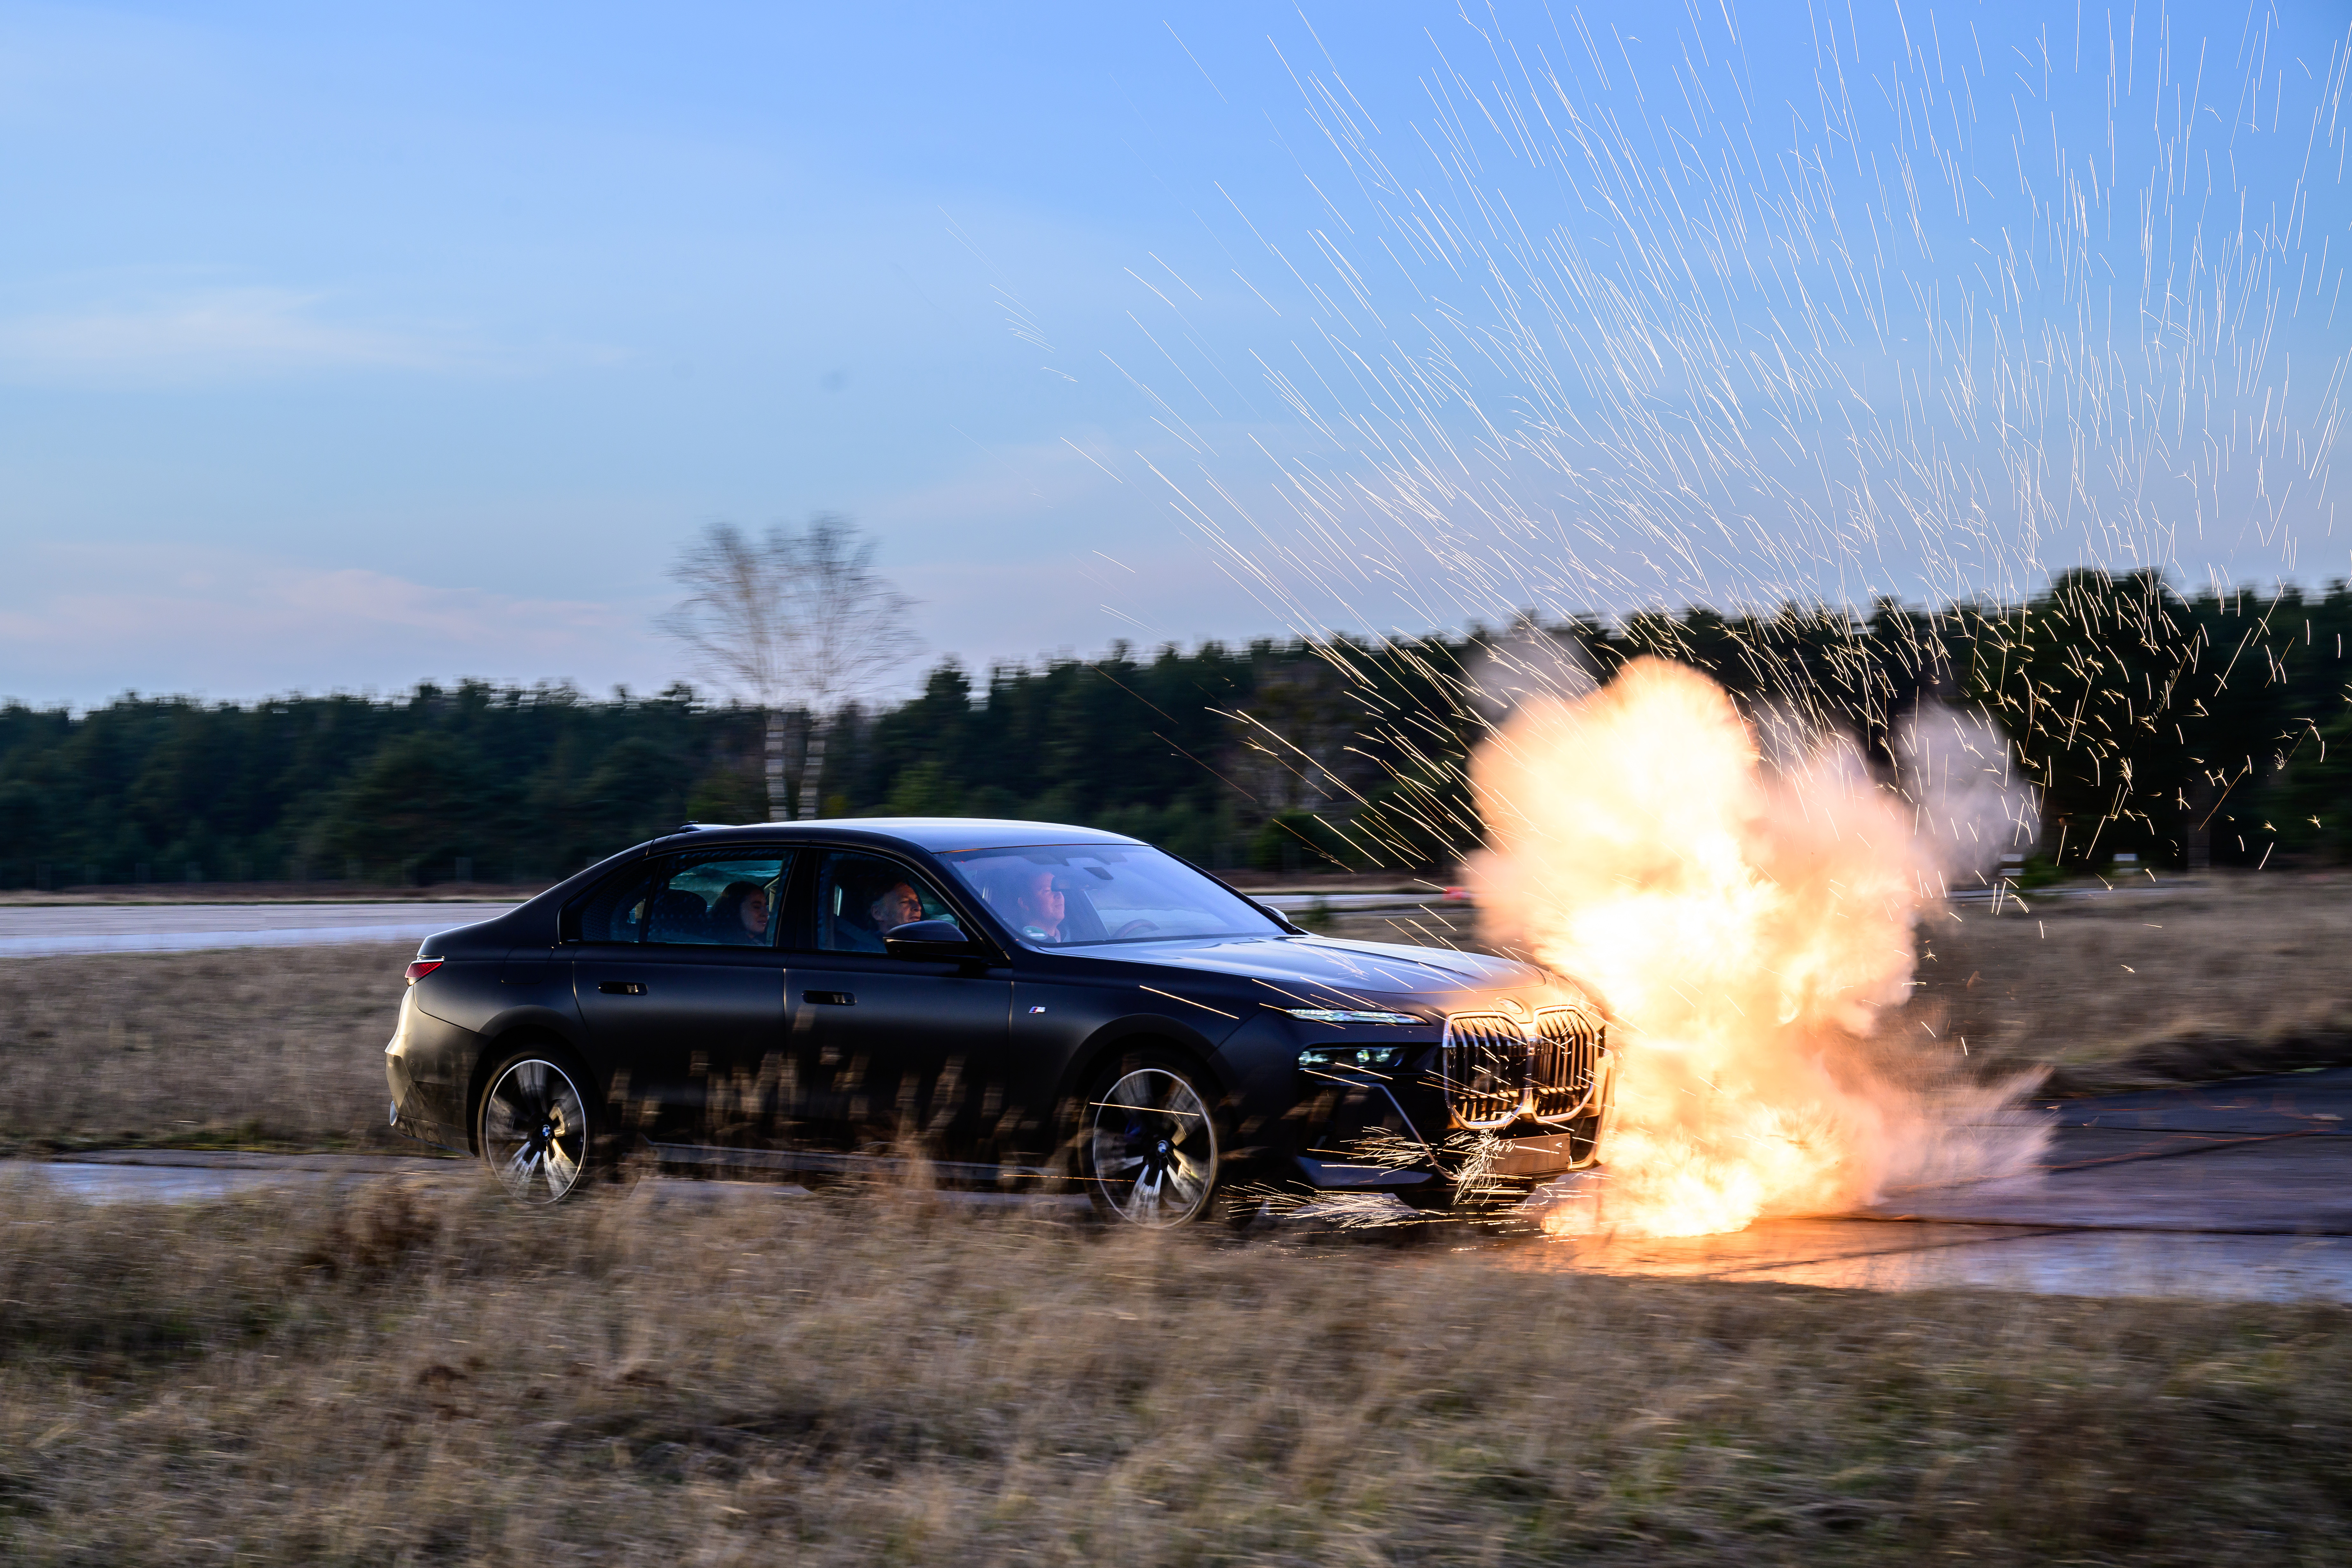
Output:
0,902,518,958
14,1048,2352,1303
1531,1066,2352,1300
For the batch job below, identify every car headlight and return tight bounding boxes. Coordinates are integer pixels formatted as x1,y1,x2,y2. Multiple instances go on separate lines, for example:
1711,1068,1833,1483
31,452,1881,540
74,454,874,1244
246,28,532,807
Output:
1280,1008,1422,1025
1297,1045,1413,1070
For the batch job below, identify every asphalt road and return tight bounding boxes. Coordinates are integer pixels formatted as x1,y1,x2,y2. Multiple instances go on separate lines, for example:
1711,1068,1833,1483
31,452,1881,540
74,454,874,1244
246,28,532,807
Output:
1533,1066,2352,1300
0,901,520,958
15,1061,2352,1304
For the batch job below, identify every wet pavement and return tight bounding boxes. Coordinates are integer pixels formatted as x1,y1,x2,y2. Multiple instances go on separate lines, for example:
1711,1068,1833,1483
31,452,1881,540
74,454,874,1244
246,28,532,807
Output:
1875,1071,2352,1233
1518,1217,2352,1300
0,901,518,958
1525,1066,2352,1300
14,1066,2352,1302
19,1150,469,1203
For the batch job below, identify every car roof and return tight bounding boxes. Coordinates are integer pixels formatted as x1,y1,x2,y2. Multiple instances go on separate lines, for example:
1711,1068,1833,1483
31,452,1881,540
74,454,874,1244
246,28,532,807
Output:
650,817,1147,854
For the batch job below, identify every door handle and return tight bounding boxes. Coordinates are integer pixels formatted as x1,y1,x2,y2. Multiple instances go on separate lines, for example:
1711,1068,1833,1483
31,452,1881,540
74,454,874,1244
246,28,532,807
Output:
805,990,855,1006
598,981,647,995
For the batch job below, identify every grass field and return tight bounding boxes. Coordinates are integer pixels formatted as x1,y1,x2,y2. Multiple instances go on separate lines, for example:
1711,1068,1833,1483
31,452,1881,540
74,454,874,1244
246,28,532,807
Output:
1908,874,2352,1094
2,887,2347,1562
2,1176,2347,1566
0,942,415,1155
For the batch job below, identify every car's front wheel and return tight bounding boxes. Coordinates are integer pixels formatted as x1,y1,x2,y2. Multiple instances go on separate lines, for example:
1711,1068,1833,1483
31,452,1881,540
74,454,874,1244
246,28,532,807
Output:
1076,1053,1222,1227
477,1048,596,1206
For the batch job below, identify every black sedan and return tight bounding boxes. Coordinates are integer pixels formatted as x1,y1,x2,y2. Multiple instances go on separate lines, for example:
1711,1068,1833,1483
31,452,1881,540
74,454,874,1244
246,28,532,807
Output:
386,818,1613,1224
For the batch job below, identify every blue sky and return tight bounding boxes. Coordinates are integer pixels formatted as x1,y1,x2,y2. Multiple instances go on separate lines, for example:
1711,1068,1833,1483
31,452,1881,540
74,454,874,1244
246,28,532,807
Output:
2,1,2347,707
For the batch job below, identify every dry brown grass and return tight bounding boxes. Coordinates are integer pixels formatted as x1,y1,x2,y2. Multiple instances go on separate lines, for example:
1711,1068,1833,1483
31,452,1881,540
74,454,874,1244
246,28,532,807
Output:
0,942,417,1154
1905,874,2352,1093
0,1175,2345,1566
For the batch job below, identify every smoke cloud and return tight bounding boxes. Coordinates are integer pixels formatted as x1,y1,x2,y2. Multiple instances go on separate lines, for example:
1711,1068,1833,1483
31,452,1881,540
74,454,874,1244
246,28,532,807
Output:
1469,658,2044,1238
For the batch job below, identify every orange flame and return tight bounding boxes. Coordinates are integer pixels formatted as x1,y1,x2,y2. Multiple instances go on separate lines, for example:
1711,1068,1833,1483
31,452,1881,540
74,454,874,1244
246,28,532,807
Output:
1470,658,2042,1239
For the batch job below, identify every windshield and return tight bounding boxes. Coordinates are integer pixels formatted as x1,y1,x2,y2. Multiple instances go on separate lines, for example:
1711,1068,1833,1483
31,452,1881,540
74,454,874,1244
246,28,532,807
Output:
940,844,1285,948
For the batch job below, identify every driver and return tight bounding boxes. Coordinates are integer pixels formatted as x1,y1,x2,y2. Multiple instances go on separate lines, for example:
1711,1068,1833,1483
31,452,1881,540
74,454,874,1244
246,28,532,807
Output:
1008,867,1066,942
828,878,928,952
869,881,926,937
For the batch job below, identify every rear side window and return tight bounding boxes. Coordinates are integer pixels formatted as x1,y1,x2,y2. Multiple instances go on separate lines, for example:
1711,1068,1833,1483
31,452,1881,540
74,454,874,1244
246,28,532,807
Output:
574,851,793,947
574,863,662,944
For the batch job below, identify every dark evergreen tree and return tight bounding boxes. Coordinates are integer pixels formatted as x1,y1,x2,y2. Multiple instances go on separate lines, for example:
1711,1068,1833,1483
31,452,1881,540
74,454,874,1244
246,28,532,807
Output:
3,571,2349,888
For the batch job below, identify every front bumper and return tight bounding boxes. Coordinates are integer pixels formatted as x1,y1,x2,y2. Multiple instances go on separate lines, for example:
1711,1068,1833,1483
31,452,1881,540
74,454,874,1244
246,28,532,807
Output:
1288,1045,1613,1191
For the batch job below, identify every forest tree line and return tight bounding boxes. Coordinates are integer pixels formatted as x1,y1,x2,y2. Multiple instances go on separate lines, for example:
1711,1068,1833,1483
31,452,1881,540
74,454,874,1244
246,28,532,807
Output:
1,568,2349,889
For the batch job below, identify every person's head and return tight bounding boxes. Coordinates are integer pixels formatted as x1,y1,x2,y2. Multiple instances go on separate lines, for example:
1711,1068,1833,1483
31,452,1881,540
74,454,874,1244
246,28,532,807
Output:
720,880,769,937
1011,867,1064,935
869,881,924,933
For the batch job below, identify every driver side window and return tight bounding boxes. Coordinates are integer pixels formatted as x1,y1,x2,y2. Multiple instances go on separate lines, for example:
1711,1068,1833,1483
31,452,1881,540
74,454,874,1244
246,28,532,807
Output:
815,853,958,954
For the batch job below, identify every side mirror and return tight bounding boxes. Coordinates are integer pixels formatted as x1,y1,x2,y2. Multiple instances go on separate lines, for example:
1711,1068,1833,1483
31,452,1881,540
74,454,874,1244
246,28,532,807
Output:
882,919,985,962
1249,898,1305,934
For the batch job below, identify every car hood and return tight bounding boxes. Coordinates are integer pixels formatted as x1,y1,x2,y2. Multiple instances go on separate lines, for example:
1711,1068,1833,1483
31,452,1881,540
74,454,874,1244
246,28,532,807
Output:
1088,932,1554,1003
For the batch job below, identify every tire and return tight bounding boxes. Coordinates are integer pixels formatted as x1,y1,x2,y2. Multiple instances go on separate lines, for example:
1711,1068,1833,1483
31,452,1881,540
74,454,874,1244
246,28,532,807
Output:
1075,1051,1224,1228
476,1047,598,1206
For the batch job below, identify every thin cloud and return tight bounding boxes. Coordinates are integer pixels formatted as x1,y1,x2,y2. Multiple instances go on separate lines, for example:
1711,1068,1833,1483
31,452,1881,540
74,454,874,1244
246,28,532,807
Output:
0,288,496,383
0,545,657,704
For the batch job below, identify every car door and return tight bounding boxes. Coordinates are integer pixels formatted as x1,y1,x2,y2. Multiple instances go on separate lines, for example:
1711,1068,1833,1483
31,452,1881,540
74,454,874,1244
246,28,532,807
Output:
783,848,1011,1162
570,848,794,1147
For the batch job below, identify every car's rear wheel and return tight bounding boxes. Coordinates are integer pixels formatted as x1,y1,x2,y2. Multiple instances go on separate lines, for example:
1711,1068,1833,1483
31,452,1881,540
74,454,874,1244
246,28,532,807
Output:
477,1049,595,1206
1077,1053,1222,1227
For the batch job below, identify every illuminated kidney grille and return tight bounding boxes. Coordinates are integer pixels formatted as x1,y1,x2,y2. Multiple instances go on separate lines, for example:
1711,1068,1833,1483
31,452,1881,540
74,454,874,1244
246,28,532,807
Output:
1528,1005,1603,1122
1440,1007,1606,1129
1438,1012,1526,1130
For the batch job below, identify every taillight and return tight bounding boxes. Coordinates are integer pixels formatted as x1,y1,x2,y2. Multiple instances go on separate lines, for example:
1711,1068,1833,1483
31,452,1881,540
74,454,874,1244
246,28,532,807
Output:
405,959,444,984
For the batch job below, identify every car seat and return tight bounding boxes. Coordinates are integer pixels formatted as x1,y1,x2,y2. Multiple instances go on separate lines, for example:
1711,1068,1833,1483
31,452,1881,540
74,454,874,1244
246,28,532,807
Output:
1054,882,1110,942
647,889,710,944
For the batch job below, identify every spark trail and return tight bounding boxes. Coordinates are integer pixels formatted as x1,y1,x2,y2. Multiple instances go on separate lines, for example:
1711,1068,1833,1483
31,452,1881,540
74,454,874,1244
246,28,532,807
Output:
1076,4,2352,1231
1123,2,2349,674
1472,657,2044,1238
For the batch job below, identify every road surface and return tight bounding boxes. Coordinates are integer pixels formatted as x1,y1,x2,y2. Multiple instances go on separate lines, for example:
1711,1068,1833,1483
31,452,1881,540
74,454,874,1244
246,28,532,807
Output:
0,902,519,958
14,1059,2352,1304
1528,1066,2352,1300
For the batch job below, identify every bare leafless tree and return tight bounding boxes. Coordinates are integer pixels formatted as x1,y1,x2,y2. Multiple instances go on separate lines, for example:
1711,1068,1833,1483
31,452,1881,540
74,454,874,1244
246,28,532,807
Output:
659,515,920,820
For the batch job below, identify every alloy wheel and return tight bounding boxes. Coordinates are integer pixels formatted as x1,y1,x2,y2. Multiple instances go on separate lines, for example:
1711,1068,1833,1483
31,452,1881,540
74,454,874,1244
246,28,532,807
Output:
481,1058,590,1205
1086,1066,1219,1227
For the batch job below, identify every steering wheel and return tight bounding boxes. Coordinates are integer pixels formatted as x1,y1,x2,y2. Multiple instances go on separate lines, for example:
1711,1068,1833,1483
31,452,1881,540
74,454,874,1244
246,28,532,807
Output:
1111,918,1161,939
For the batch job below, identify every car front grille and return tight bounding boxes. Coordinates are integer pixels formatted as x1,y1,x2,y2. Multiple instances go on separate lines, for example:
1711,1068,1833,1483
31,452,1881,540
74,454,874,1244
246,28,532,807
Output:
1437,1012,1525,1130
1527,1005,1604,1124
1439,1006,1606,1130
